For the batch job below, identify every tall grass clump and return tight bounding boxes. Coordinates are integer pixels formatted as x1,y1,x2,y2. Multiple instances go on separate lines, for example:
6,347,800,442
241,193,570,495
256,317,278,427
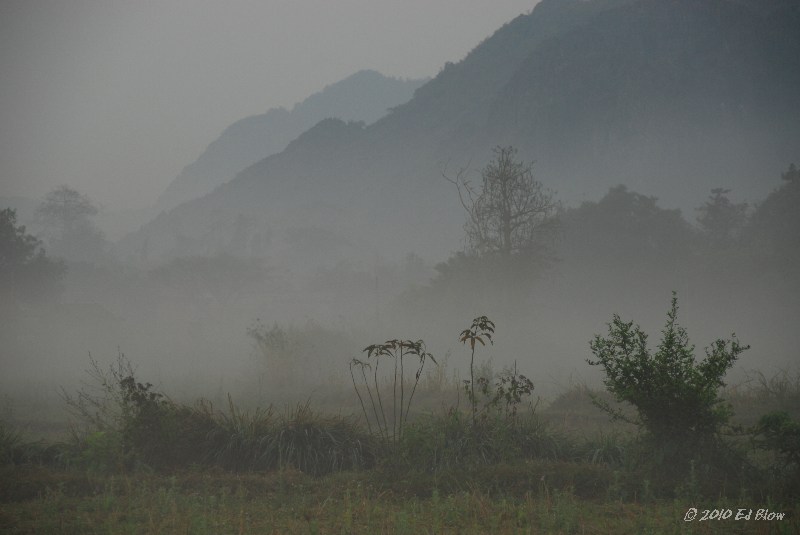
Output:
205,399,374,475
62,353,373,475
270,402,373,475
395,407,575,474
0,420,26,466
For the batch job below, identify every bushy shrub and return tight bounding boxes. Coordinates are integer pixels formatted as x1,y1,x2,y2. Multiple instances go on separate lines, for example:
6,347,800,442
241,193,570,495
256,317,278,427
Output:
64,356,374,475
392,408,573,474
588,293,748,490
755,410,800,496
0,420,25,466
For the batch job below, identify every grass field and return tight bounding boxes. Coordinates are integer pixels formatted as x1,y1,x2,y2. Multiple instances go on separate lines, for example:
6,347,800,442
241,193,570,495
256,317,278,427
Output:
1,357,798,534
3,464,798,534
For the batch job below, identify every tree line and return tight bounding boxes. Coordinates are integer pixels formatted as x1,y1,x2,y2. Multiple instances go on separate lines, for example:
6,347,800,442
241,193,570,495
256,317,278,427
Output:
435,147,799,293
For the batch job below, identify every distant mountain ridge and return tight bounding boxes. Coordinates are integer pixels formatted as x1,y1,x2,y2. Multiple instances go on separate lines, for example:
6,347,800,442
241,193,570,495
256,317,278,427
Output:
154,70,427,212
121,0,800,268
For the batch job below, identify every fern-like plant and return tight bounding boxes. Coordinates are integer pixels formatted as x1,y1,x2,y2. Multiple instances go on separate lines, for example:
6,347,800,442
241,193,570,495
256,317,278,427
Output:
350,339,436,444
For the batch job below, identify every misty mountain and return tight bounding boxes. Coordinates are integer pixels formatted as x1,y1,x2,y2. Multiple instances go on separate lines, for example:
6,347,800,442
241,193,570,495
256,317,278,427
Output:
121,0,800,267
154,70,427,212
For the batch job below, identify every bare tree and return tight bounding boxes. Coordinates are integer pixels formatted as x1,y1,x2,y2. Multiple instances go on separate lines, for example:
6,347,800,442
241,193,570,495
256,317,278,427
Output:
445,146,560,257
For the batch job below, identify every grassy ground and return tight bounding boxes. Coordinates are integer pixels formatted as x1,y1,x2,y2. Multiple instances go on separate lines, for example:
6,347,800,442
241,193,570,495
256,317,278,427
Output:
3,466,797,534
1,366,798,534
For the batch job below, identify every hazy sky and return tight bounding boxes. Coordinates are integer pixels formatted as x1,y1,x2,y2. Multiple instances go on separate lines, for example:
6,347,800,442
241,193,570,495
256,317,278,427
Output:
1,0,537,212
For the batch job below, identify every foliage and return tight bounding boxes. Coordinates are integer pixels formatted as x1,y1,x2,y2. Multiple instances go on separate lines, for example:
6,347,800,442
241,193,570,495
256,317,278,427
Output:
0,419,25,466
0,209,41,270
63,353,373,474
78,431,124,473
696,188,748,246
0,207,65,304
429,250,551,307
61,352,140,436
745,162,800,270
36,185,99,228
755,411,800,468
11,347,800,505
61,353,176,470
560,185,692,270
446,146,560,258
350,339,436,444
588,294,748,469
0,417,68,469
753,409,800,495
268,402,373,476
458,316,495,425
473,362,536,421
35,185,108,264
202,399,373,475
393,408,573,475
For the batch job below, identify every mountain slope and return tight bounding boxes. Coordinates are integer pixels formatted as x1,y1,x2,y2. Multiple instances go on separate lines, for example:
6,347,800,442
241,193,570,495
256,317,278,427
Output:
155,70,426,212
121,0,800,268
486,0,800,200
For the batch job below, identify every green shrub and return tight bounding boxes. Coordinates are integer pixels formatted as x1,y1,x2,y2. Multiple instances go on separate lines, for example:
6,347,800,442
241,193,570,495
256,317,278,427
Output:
63,353,374,475
755,410,800,496
78,431,125,473
392,407,574,475
0,420,24,466
587,293,748,488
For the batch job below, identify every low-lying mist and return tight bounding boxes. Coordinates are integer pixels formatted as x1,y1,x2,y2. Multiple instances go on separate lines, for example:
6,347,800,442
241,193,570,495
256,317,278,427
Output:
2,169,798,424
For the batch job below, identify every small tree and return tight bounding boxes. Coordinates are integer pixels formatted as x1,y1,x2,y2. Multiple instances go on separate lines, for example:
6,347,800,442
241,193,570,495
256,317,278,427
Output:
0,208,65,304
459,316,495,425
458,316,535,427
588,294,747,453
696,188,748,246
36,185,98,232
745,163,800,269
36,185,108,263
782,162,799,184
445,146,560,258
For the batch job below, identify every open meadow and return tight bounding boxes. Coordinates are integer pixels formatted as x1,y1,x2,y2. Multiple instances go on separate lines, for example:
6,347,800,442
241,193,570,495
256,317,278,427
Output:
2,344,798,534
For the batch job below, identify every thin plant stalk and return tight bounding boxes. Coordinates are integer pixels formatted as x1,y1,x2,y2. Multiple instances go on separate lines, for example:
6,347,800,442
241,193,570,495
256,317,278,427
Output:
393,349,398,442
373,357,389,442
362,365,383,442
403,358,426,428
470,342,477,426
399,346,405,441
349,361,373,436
